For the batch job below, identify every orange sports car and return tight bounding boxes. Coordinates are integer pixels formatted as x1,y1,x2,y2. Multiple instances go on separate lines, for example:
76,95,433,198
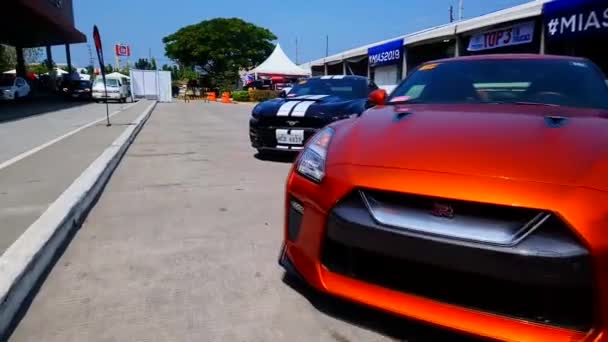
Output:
279,54,608,342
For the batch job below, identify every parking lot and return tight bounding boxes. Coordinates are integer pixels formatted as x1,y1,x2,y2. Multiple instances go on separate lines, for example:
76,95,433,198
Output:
7,102,474,342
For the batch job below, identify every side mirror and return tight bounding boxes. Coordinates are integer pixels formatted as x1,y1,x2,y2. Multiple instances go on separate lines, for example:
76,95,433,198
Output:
279,90,287,98
367,89,387,107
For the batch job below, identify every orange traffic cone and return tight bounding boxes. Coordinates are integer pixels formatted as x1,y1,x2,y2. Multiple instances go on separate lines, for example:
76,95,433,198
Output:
221,92,231,103
207,92,217,102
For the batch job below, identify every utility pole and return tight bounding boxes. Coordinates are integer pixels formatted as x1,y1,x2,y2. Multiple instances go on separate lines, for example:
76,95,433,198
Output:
325,35,329,57
295,37,299,64
87,44,94,68
449,5,454,22
458,0,464,20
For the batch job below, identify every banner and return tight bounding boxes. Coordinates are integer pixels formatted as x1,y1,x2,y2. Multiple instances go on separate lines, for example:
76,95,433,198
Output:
467,21,535,52
115,44,131,57
368,39,404,68
93,25,111,125
543,0,608,41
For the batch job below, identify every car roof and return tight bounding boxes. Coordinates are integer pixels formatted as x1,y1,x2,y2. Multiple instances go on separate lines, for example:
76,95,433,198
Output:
426,54,588,65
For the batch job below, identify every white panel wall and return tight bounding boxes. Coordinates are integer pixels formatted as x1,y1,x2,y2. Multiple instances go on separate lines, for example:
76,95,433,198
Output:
130,70,173,102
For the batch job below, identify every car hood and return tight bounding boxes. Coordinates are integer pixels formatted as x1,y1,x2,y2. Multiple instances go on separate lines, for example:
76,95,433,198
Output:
256,95,365,117
332,104,608,190
0,86,13,91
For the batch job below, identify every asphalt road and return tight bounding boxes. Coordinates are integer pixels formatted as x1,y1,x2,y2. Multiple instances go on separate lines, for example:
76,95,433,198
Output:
9,102,477,342
0,100,127,164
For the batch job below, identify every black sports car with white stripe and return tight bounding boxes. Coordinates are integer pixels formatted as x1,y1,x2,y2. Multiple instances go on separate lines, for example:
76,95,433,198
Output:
249,75,378,153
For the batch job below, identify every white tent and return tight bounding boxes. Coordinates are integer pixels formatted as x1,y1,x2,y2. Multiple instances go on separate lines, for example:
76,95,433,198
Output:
43,68,68,76
249,43,310,77
106,72,130,79
3,69,16,74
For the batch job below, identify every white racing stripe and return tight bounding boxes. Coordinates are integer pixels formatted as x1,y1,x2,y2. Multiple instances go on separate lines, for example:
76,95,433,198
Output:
305,95,330,100
321,76,332,79
332,75,346,79
277,101,301,116
291,95,313,100
291,101,315,117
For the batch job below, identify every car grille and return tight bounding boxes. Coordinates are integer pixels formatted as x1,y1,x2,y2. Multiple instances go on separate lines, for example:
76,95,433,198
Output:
257,115,328,128
321,190,594,331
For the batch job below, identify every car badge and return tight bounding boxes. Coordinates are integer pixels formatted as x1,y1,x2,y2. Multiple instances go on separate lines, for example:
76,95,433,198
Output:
286,121,299,126
431,202,454,219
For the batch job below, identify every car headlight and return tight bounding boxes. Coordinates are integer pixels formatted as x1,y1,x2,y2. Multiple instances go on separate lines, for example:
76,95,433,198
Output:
296,127,335,182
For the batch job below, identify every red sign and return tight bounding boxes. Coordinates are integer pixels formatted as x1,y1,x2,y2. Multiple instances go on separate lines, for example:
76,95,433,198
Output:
115,44,131,57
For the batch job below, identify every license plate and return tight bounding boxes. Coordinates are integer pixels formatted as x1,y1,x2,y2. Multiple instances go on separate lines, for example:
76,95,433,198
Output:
276,129,304,145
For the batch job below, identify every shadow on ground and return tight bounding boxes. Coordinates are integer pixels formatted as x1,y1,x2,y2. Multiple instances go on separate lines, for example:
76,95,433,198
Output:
0,92,92,124
254,151,298,164
282,273,481,342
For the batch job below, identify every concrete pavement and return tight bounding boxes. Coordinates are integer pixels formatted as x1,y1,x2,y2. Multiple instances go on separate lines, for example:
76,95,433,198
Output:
0,100,153,254
9,102,475,342
0,101,127,164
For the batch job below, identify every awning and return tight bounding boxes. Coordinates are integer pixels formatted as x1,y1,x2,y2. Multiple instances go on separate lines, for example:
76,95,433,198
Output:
0,0,86,47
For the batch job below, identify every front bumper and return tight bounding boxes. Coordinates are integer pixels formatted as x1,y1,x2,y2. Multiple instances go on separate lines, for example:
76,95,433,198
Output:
282,164,608,342
249,118,319,151
93,92,120,99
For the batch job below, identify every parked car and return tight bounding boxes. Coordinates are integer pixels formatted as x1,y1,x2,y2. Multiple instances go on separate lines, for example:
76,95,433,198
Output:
92,78,129,103
61,80,93,100
0,76,31,101
280,54,608,342
249,75,378,154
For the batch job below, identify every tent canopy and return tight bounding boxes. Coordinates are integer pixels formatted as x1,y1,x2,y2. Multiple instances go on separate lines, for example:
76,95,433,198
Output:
106,72,130,79
249,43,310,77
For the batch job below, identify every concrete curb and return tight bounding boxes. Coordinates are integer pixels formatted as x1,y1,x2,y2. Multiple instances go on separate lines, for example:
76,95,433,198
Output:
0,100,157,337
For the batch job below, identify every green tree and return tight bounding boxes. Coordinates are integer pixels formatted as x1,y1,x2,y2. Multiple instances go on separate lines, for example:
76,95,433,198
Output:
0,45,17,72
163,17,276,90
134,58,156,70
28,64,49,75
105,64,114,73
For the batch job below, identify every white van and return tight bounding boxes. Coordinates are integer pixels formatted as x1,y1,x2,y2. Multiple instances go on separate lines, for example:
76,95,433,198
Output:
92,77,129,103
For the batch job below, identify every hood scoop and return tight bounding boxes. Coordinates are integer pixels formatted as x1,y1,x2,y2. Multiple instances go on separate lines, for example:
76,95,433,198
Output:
544,115,569,128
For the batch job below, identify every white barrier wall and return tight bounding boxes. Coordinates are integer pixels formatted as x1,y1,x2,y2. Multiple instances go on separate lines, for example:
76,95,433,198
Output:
130,70,172,102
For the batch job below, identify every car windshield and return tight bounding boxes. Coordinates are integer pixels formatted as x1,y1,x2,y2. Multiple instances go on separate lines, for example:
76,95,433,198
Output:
95,78,119,87
389,59,608,110
0,78,14,87
288,78,367,100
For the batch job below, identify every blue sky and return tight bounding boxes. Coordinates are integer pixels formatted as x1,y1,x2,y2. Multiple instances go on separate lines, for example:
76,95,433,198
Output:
54,0,532,68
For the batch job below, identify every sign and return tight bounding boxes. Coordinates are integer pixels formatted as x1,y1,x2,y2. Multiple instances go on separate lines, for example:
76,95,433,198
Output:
115,44,131,57
93,25,111,126
543,0,608,41
468,21,535,52
368,39,404,68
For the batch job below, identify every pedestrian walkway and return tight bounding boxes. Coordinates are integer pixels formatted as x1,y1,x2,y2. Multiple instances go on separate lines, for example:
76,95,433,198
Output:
0,100,154,254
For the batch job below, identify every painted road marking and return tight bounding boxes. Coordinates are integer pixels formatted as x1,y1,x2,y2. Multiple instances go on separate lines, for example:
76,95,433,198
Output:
0,102,139,172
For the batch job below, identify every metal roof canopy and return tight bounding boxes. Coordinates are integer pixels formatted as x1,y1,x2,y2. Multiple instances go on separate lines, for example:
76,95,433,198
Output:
0,0,86,48
302,0,550,66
